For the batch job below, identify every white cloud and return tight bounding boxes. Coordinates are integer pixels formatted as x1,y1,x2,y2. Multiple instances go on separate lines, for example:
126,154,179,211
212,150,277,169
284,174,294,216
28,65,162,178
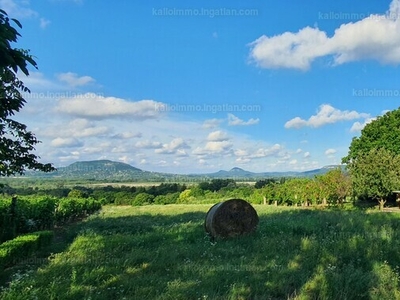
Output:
251,144,282,158
135,140,162,149
0,0,53,29
22,72,63,91
68,119,109,138
57,72,95,87
207,130,229,142
249,27,330,70
231,143,284,165
236,157,251,164
234,149,248,157
155,138,190,154
350,117,376,132
204,141,233,153
228,113,259,126
325,148,337,155
56,93,164,120
249,0,400,70
202,118,222,129
39,18,51,29
111,146,128,154
285,104,369,129
51,137,83,148
112,132,142,139
304,151,311,158
41,119,110,139
176,149,188,157
83,145,110,154
0,0,38,18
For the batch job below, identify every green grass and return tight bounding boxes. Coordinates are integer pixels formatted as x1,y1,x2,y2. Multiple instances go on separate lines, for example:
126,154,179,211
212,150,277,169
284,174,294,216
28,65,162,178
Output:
1,205,400,299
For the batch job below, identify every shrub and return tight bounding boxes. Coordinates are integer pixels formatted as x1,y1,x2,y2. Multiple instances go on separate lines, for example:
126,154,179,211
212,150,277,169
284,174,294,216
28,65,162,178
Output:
131,193,154,206
0,196,57,243
154,192,180,205
55,197,101,223
0,230,54,270
114,191,134,205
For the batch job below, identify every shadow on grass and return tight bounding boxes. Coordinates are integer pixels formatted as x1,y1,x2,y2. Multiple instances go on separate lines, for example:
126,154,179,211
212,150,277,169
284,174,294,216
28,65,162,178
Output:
2,207,400,299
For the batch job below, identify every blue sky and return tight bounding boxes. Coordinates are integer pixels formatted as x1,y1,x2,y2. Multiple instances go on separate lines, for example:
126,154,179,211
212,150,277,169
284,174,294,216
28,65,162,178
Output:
3,0,400,173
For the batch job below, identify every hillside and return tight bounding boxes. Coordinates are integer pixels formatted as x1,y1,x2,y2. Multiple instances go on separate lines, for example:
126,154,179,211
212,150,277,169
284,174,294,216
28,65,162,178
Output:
28,160,158,181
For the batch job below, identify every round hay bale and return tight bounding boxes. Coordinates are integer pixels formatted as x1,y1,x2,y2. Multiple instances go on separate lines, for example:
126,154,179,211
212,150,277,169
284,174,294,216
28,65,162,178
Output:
204,199,259,238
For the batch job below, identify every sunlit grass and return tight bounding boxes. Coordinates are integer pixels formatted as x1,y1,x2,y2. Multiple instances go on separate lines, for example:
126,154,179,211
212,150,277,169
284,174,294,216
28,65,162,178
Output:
1,205,400,299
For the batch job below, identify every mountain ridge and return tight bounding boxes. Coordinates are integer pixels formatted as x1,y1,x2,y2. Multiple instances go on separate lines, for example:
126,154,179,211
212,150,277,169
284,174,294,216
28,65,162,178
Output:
25,160,345,180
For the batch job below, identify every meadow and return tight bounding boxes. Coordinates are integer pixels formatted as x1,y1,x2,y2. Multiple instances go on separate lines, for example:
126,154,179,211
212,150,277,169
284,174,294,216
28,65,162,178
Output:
1,204,400,299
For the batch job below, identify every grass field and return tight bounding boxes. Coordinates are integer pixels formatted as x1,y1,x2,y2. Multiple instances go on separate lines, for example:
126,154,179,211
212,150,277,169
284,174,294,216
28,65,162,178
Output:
1,204,400,299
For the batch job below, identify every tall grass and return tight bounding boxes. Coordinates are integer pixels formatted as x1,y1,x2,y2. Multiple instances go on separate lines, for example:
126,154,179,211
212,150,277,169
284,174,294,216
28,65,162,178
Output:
1,205,400,299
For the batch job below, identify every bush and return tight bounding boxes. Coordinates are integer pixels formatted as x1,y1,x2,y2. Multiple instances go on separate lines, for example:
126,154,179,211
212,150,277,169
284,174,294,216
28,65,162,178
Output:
0,230,54,270
56,197,101,223
114,191,134,205
0,196,57,243
0,198,12,242
131,193,154,206
154,192,180,205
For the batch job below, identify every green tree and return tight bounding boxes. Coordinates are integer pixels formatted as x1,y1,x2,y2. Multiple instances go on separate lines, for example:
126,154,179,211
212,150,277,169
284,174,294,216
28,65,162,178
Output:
198,179,236,192
342,108,400,165
0,10,54,176
178,189,194,203
132,192,154,206
68,189,87,198
348,148,400,210
317,169,351,205
254,178,276,189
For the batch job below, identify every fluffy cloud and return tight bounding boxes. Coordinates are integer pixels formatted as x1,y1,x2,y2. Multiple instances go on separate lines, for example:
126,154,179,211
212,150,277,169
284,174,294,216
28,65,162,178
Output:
251,144,283,158
233,143,284,163
207,130,229,142
135,140,162,149
56,93,164,120
57,72,95,87
204,141,233,153
228,114,259,126
112,132,142,139
202,118,222,129
350,117,376,132
325,148,337,155
285,104,369,129
155,138,190,154
22,72,64,91
249,0,400,70
42,119,110,139
50,137,83,148
249,27,330,70
304,151,311,158
193,136,233,155
0,0,38,18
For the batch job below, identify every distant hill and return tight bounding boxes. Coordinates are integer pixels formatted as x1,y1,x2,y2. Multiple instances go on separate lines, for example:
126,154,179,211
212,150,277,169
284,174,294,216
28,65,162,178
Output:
64,160,142,173
24,160,346,181
209,167,257,178
29,160,153,181
205,165,345,179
